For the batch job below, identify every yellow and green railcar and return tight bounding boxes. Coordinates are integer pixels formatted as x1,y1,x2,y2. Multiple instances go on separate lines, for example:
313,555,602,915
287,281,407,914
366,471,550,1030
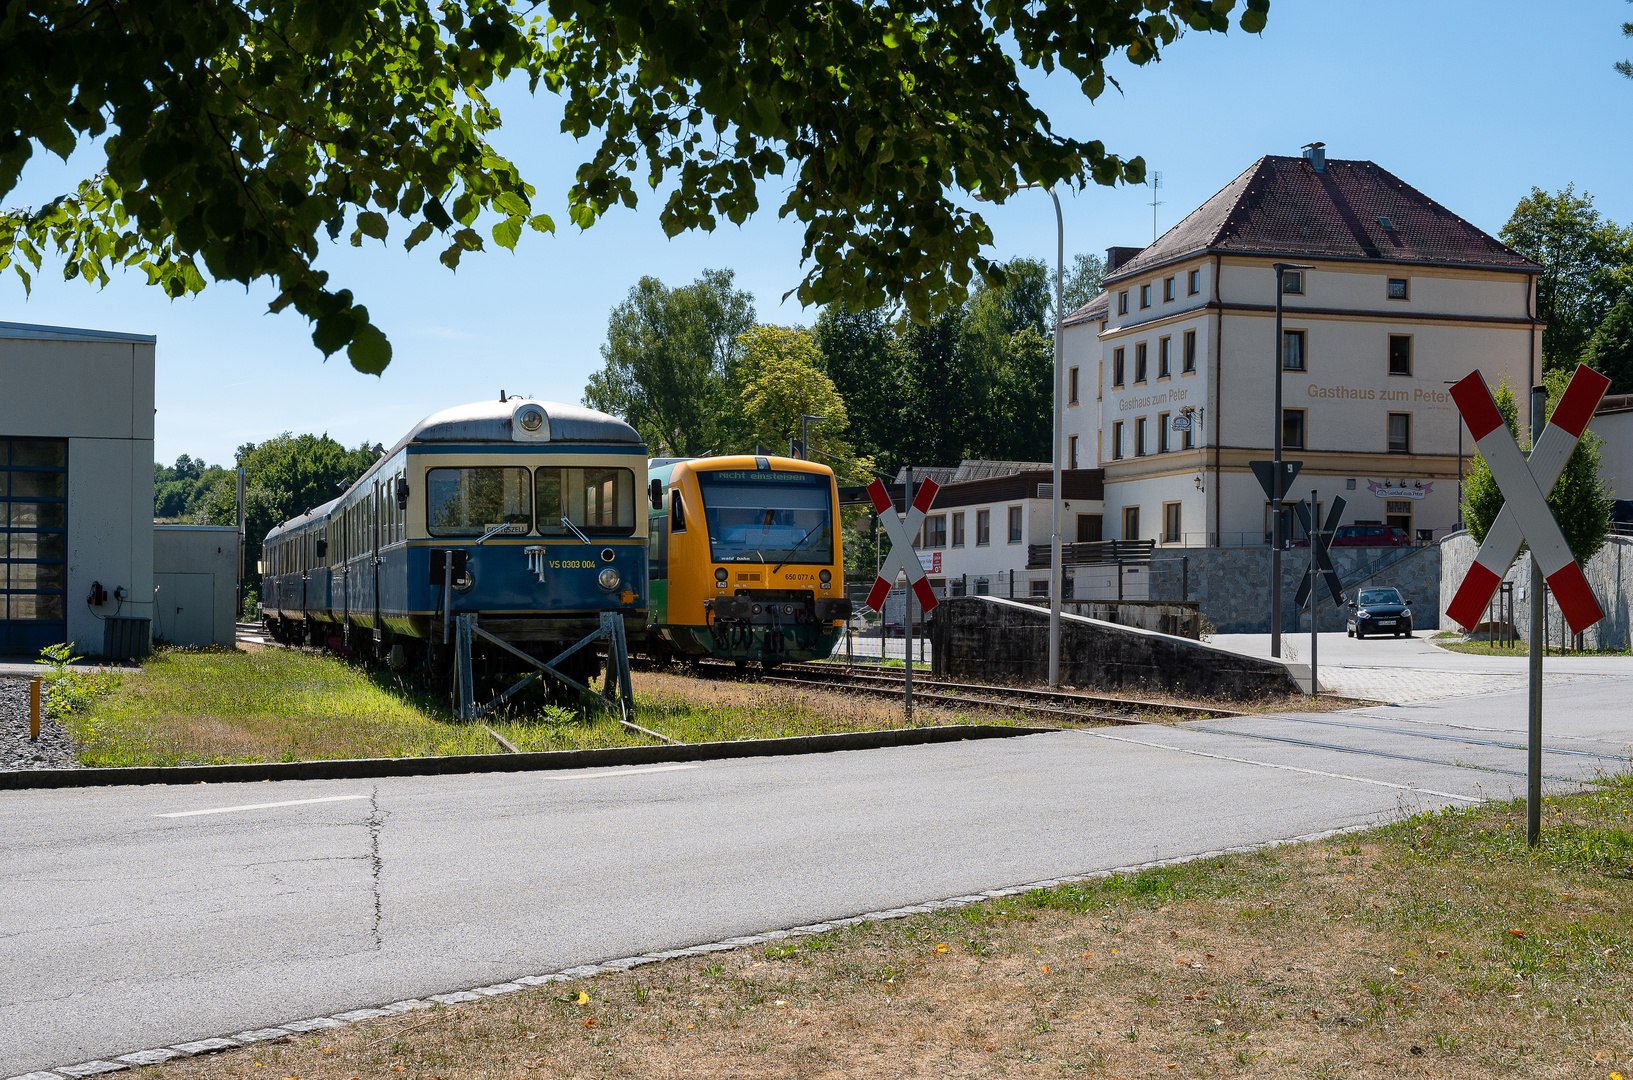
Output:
646,455,851,668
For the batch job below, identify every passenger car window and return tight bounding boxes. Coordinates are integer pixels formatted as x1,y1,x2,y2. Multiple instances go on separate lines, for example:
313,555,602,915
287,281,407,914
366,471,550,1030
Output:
425,467,532,537
537,467,637,536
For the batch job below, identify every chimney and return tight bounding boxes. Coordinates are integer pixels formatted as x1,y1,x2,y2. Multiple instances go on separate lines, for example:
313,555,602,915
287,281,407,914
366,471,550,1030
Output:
1105,246,1145,273
1301,142,1326,172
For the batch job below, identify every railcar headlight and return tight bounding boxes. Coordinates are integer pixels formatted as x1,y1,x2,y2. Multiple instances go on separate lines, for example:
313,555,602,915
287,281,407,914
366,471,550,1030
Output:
819,569,831,584
715,567,728,582
518,406,545,432
598,568,621,591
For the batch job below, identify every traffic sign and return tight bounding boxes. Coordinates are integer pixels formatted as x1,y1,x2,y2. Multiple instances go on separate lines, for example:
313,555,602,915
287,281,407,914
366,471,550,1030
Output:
1294,495,1347,608
1445,365,1610,635
864,477,941,614
1250,459,1302,502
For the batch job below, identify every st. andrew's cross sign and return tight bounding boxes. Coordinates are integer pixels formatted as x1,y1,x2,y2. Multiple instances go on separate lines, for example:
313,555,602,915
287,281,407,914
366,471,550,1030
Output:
1294,495,1347,609
864,477,941,614
1445,365,1610,636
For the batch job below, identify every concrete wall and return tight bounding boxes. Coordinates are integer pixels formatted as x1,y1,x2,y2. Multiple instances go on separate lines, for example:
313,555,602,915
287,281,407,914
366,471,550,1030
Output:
1154,543,1441,634
153,526,240,647
1439,532,1632,651
0,325,155,656
1590,409,1632,499
929,594,1301,700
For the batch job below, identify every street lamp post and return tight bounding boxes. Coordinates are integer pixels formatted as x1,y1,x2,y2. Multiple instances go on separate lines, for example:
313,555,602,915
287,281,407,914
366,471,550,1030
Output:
974,182,1066,687
1443,380,1463,530
1269,262,1312,659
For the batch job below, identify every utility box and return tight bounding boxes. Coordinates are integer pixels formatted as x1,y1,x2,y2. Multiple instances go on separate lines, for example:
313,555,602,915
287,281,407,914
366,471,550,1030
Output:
103,616,151,661
152,526,239,648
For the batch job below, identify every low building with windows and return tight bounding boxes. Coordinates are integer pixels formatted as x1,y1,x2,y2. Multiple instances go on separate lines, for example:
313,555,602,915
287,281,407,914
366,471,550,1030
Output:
896,461,1105,599
1062,144,1543,549
0,321,156,655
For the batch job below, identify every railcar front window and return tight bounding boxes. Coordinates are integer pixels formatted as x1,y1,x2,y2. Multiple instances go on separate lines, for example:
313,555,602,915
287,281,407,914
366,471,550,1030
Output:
696,469,833,564
535,467,637,535
425,467,531,537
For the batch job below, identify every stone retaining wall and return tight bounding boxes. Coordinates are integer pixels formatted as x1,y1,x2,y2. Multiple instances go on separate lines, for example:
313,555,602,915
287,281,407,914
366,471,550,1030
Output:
1152,545,1441,634
928,595,1302,700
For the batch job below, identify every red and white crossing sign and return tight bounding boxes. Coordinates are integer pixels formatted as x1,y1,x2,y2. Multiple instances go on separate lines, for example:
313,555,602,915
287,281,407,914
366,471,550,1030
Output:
1446,364,1610,636
864,477,941,614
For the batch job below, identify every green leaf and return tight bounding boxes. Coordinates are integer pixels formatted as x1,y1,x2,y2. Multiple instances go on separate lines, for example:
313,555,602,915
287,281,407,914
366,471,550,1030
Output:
357,212,389,240
347,323,392,375
404,221,435,251
492,216,522,250
312,310,356,357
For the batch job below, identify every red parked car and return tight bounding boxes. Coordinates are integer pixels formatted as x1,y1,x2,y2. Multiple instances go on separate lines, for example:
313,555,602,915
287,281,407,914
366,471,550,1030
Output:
1292,524,1412,548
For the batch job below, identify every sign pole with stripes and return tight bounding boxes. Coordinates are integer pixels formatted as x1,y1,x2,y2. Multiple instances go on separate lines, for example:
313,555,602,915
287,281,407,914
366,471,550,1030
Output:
1446,364,1610,846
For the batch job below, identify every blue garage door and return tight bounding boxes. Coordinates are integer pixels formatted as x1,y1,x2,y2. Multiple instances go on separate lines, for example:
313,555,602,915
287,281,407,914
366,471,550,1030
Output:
1,438,68,655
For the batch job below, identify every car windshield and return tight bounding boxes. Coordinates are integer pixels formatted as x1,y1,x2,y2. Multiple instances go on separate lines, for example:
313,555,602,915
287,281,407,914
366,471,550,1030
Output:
696,468,833,564
1358,588,1403,606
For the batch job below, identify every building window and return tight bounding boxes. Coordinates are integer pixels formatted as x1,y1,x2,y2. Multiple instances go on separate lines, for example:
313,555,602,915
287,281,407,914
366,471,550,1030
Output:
1157,412,1171,453
1385,499,1414,536
1182,415,1195,450
1118,291,1129,315
1282,329,1306,371
1282,408,1306,450
1183,329,1197,373
1140,283,1152,308
1135,341,1148,383
976,508,990,546
1111,421,1124,460
0,438,69,644
1163,502,1182,544
952,511,965,548
924,513,947,548
1281,269,1303,295
1163,276,1175,302
1188,268,1201,295
1007,505,1023,544
1135,416,1148,456
1068,366,1079,405
974,576,990,595
1158,336,1172,378
1122,505,1140,541
1068,434,1079,470
1387,277,1409,301
1388,412,1412,454
1388,334,1412,375
1030,579,1049,598
1113,347,1125,387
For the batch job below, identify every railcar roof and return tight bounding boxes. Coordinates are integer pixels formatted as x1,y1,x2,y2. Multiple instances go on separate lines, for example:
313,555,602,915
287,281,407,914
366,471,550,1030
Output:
398,399,640,450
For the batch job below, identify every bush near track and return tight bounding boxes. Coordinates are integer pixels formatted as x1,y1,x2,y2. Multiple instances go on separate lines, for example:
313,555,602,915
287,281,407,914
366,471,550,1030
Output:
145,776,1633,1079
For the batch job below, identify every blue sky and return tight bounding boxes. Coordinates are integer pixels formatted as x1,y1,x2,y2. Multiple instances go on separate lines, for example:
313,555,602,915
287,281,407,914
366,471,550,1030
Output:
5,0,1633,467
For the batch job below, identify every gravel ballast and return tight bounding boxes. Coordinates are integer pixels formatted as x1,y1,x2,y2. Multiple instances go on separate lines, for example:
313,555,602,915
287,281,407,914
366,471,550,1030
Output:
1,677,82,771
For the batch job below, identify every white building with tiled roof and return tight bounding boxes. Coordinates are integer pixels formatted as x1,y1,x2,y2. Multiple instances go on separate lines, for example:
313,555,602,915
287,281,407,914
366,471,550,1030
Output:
1061,144,1543,549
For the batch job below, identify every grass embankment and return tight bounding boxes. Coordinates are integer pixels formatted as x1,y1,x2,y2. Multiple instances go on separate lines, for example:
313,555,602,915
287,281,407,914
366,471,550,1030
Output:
151,778,1633,1079
61,649,1035,767
1433,637,1630,658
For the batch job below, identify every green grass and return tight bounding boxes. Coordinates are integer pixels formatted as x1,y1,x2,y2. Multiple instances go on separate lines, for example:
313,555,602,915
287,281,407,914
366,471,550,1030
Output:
60,648,993,767
1433,637,1629,657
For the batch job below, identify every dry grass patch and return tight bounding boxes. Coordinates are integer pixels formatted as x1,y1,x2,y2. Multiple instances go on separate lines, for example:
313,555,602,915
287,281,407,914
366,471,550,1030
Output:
147,777,1633,1079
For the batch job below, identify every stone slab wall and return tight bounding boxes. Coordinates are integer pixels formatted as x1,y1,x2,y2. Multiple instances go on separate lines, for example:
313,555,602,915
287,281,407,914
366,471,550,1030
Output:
1439,532,1632,651
929,595,1302,700
1151,545,1441,634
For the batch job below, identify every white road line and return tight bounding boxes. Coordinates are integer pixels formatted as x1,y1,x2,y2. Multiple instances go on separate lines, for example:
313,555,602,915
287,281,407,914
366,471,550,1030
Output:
157,794,371,818
547,764,700,782
1071,728,1483,803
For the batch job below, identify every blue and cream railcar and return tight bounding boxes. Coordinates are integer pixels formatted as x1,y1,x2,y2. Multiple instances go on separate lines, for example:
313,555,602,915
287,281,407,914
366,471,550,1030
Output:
645,454,850,668
262,398,647,671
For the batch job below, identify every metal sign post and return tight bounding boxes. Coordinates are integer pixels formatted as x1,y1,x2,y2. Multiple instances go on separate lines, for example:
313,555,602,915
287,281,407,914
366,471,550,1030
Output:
1294,493,1345,699
1251,457,1302,647
1446,365,1610,847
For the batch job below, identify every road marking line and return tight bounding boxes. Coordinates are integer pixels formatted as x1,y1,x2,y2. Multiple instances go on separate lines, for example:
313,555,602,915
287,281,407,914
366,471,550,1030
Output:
1071,729,1482,803
547,764,699,782
157,795,371,818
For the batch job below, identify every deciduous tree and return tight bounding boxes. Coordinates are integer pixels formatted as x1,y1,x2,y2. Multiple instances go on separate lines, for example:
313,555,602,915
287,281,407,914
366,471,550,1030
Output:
1,0,1265,369
582,270,755,457
1500,186,1632,370
1583,296,1633,394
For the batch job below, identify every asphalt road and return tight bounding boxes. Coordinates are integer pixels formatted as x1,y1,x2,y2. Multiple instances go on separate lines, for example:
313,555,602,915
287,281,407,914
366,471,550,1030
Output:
4,675,1631,1074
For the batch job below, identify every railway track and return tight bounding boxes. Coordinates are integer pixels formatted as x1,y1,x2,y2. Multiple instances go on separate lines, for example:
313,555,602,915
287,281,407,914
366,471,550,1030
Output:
674,658,1246,727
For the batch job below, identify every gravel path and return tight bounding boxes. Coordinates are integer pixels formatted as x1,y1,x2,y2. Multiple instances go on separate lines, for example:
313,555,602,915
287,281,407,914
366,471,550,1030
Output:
0,677,83,771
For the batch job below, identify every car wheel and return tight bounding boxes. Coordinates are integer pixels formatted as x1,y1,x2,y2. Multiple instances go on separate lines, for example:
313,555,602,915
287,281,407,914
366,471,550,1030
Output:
1356,629,1366,639
1346,627,1354,638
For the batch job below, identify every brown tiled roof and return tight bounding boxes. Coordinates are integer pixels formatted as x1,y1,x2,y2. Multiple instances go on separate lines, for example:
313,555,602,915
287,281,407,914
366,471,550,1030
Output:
1105,156,1541,283
1062,290,1109,328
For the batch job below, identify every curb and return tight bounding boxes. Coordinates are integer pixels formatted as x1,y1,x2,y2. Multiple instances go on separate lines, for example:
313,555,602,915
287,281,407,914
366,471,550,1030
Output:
0,723,1056,790
3,820,1378,1080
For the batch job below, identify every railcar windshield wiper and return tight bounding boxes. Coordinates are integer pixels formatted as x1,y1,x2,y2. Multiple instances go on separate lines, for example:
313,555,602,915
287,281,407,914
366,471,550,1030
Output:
560,516,592,544
771,523,825,573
